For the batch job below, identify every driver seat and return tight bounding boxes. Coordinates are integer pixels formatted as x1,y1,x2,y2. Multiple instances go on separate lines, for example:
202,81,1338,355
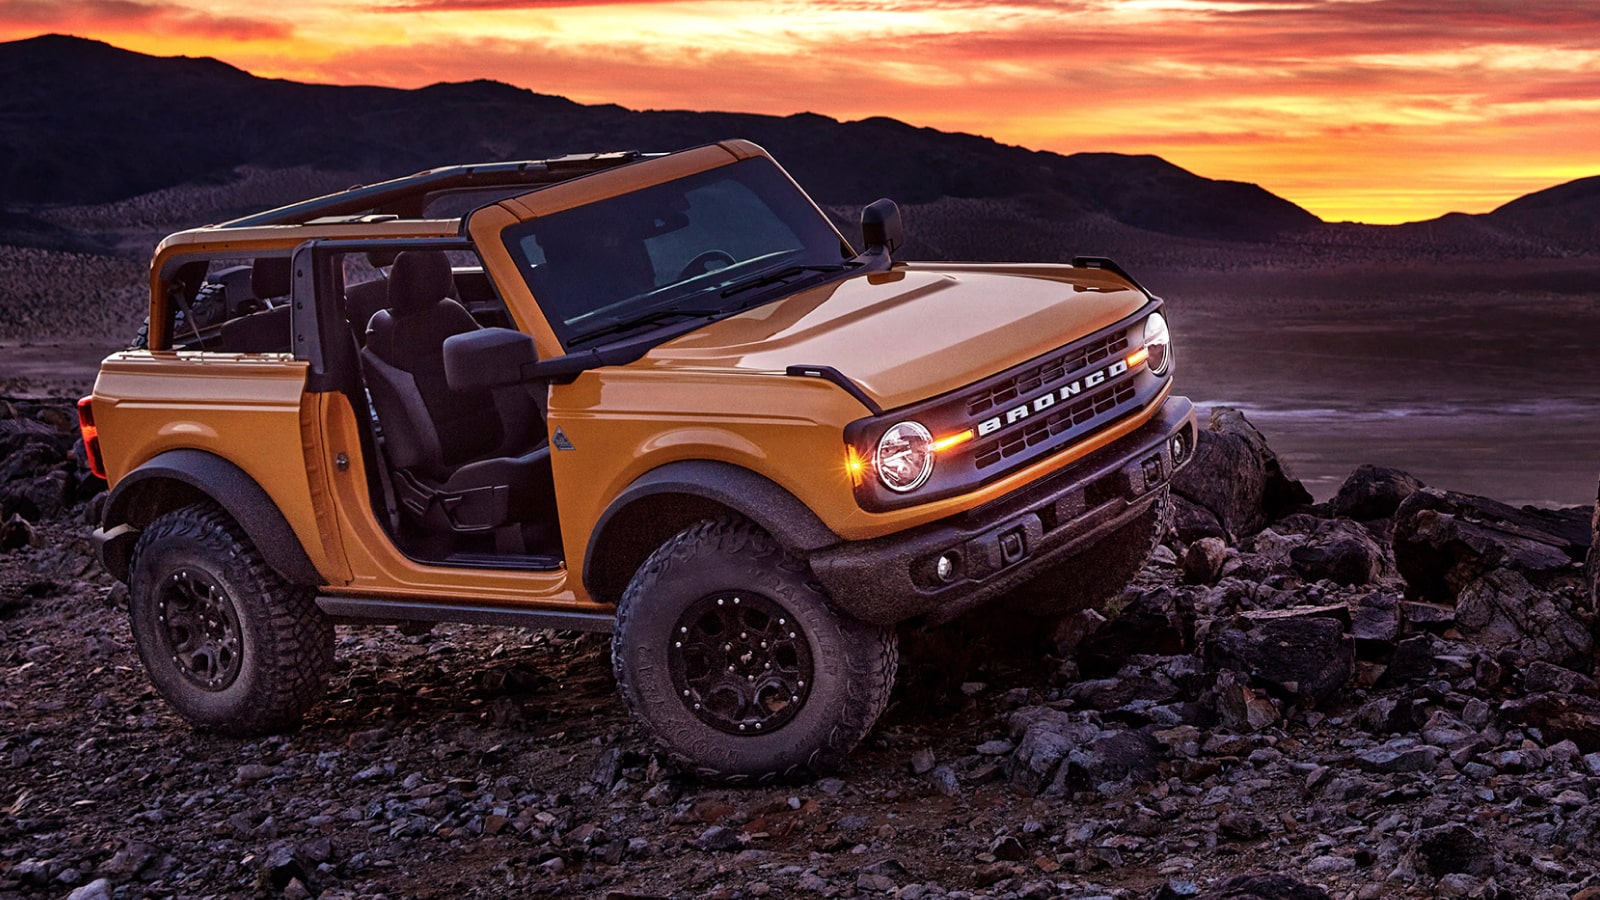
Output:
359,251,556,549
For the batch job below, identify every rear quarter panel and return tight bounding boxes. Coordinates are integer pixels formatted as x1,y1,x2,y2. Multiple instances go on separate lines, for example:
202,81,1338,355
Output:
92,351,346,581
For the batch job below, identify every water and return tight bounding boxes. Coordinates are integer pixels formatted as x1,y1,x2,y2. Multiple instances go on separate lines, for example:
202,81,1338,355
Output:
1153,261,1600,509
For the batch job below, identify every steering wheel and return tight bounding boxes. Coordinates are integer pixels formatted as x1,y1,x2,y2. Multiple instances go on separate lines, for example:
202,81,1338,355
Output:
677,249,737,281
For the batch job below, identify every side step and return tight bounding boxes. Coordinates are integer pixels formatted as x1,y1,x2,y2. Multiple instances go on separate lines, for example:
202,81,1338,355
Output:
315,595,614,632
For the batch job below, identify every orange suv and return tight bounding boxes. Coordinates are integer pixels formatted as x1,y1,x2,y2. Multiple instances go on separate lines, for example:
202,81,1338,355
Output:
82,140,1195,779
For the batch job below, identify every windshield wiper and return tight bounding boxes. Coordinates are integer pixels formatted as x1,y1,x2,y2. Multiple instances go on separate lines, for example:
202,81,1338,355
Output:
720,264,852,299
571,305,722,345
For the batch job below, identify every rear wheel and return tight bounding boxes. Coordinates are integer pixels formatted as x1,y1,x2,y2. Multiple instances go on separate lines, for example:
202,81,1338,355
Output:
613,517,897,781
127,503,333,734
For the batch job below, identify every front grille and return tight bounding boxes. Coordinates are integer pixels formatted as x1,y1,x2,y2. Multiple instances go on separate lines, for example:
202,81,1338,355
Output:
972,380,1137,469
964,333,1129,418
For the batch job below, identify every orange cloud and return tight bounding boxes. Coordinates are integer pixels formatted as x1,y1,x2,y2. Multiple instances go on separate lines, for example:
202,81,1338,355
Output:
0,0,291,41
2,0,1596,223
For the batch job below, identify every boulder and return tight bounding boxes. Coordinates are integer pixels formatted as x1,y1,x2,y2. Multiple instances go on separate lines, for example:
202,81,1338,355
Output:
1051,585,1192,674
1195,873,1331,900
1393,487,1589,603
1003,707,1161,794
1171,407,1312,542
1453,568,1592,669
1182,536,1229,585
1348,591,1400,649
1203,606,1354,705
1500,692,1600,752
1329,465,1423,521
1590,475,1599,613
1287,519,1385,586
1415,823,1497,878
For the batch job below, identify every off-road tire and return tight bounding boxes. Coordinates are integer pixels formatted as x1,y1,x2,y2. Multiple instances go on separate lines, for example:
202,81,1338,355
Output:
127,503,333,734
613,516,897,782
1006,488,1171,617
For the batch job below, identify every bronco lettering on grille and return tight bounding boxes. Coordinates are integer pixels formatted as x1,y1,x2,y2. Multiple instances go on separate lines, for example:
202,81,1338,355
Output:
976,359,1129,437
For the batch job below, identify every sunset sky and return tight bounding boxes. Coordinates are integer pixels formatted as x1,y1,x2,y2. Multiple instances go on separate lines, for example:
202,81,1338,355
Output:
3,0,1598,224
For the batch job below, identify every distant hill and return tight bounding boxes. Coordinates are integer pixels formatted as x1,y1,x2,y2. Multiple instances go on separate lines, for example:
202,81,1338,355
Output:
1,34,1597,262
0,34,1315,244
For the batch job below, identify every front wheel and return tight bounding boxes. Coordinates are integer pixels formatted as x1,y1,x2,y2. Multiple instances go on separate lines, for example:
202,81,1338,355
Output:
613,517,897,781
127,503,333,734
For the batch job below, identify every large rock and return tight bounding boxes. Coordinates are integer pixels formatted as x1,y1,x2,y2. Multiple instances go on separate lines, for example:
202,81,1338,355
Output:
1590,475,1599,614
1285,518,1386,586
1003,707,1162,794
1171,407,1312,543
1500,692,1600,752
1050,585,1193,674
1393,487,1589,603
1329,464,1423,521
1453,568,1592,669
1202,606,1354,705
1194,873,1331,900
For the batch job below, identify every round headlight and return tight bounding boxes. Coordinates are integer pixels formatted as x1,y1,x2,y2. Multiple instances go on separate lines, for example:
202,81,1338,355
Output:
1144,312,1172,376
875,421,935,492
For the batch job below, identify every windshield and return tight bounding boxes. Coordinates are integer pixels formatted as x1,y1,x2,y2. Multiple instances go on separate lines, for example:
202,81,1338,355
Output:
502,157,851,348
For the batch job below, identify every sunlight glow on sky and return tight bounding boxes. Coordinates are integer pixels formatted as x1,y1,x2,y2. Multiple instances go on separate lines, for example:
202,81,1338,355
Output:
3,0,1598,223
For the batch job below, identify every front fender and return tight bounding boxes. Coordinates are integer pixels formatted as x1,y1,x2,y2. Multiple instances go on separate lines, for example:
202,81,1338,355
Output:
582,459,841,607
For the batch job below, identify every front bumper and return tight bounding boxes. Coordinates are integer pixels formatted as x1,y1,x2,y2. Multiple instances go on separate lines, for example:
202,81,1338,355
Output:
808,396,1196,625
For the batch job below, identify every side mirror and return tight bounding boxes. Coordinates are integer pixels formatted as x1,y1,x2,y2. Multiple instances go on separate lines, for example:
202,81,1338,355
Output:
860,198,904,256
444,327,539,391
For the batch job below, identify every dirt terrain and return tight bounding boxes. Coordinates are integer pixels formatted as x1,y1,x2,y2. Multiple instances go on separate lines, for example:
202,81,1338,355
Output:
3,394,1598,900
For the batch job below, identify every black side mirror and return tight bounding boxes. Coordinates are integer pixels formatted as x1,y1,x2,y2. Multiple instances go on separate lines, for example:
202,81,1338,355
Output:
444,327,539,391
861,198,904,256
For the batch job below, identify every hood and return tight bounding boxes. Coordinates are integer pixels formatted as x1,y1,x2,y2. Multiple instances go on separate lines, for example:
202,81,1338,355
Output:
636,262,1152,410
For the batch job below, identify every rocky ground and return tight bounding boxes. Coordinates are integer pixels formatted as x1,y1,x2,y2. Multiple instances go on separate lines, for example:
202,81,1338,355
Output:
2,399,1598,900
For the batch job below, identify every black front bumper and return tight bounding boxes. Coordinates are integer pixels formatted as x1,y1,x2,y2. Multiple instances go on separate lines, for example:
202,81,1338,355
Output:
808,396,1196,625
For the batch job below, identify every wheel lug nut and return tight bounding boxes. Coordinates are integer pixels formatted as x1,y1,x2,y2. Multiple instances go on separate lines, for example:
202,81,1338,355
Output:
738,724,746,731
683,690,690,697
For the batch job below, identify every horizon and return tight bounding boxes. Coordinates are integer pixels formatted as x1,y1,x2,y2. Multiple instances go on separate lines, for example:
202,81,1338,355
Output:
2,1,1598,225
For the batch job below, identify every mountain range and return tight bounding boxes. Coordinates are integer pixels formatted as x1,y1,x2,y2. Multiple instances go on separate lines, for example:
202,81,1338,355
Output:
1,34,1597,261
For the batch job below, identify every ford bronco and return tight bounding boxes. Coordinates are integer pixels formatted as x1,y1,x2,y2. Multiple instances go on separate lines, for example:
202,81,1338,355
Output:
81,140,1196,779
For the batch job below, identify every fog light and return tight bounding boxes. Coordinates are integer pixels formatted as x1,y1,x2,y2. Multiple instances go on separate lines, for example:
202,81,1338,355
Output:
936,551,961,582
1170,432,1191,464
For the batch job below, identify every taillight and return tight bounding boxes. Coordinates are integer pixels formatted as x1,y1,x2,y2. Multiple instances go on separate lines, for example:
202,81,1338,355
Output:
76,396,106,481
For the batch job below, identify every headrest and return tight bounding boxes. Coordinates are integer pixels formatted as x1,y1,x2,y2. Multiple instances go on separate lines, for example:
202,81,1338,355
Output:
251,257,293,299
366,249,399,269
386,251,454,315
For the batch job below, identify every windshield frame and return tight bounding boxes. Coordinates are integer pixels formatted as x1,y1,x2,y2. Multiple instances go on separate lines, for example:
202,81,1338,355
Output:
498,155,855,352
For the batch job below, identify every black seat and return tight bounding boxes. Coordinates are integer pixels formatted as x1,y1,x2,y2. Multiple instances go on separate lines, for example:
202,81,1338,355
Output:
359,251,555,546
344,250,401,345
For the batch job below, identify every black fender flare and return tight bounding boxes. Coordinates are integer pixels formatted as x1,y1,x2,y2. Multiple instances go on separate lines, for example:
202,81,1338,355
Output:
99,448,322,585
583,460,841,606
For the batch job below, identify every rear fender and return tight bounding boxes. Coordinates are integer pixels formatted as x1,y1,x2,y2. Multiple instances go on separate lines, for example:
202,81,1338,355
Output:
98,448,320,585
